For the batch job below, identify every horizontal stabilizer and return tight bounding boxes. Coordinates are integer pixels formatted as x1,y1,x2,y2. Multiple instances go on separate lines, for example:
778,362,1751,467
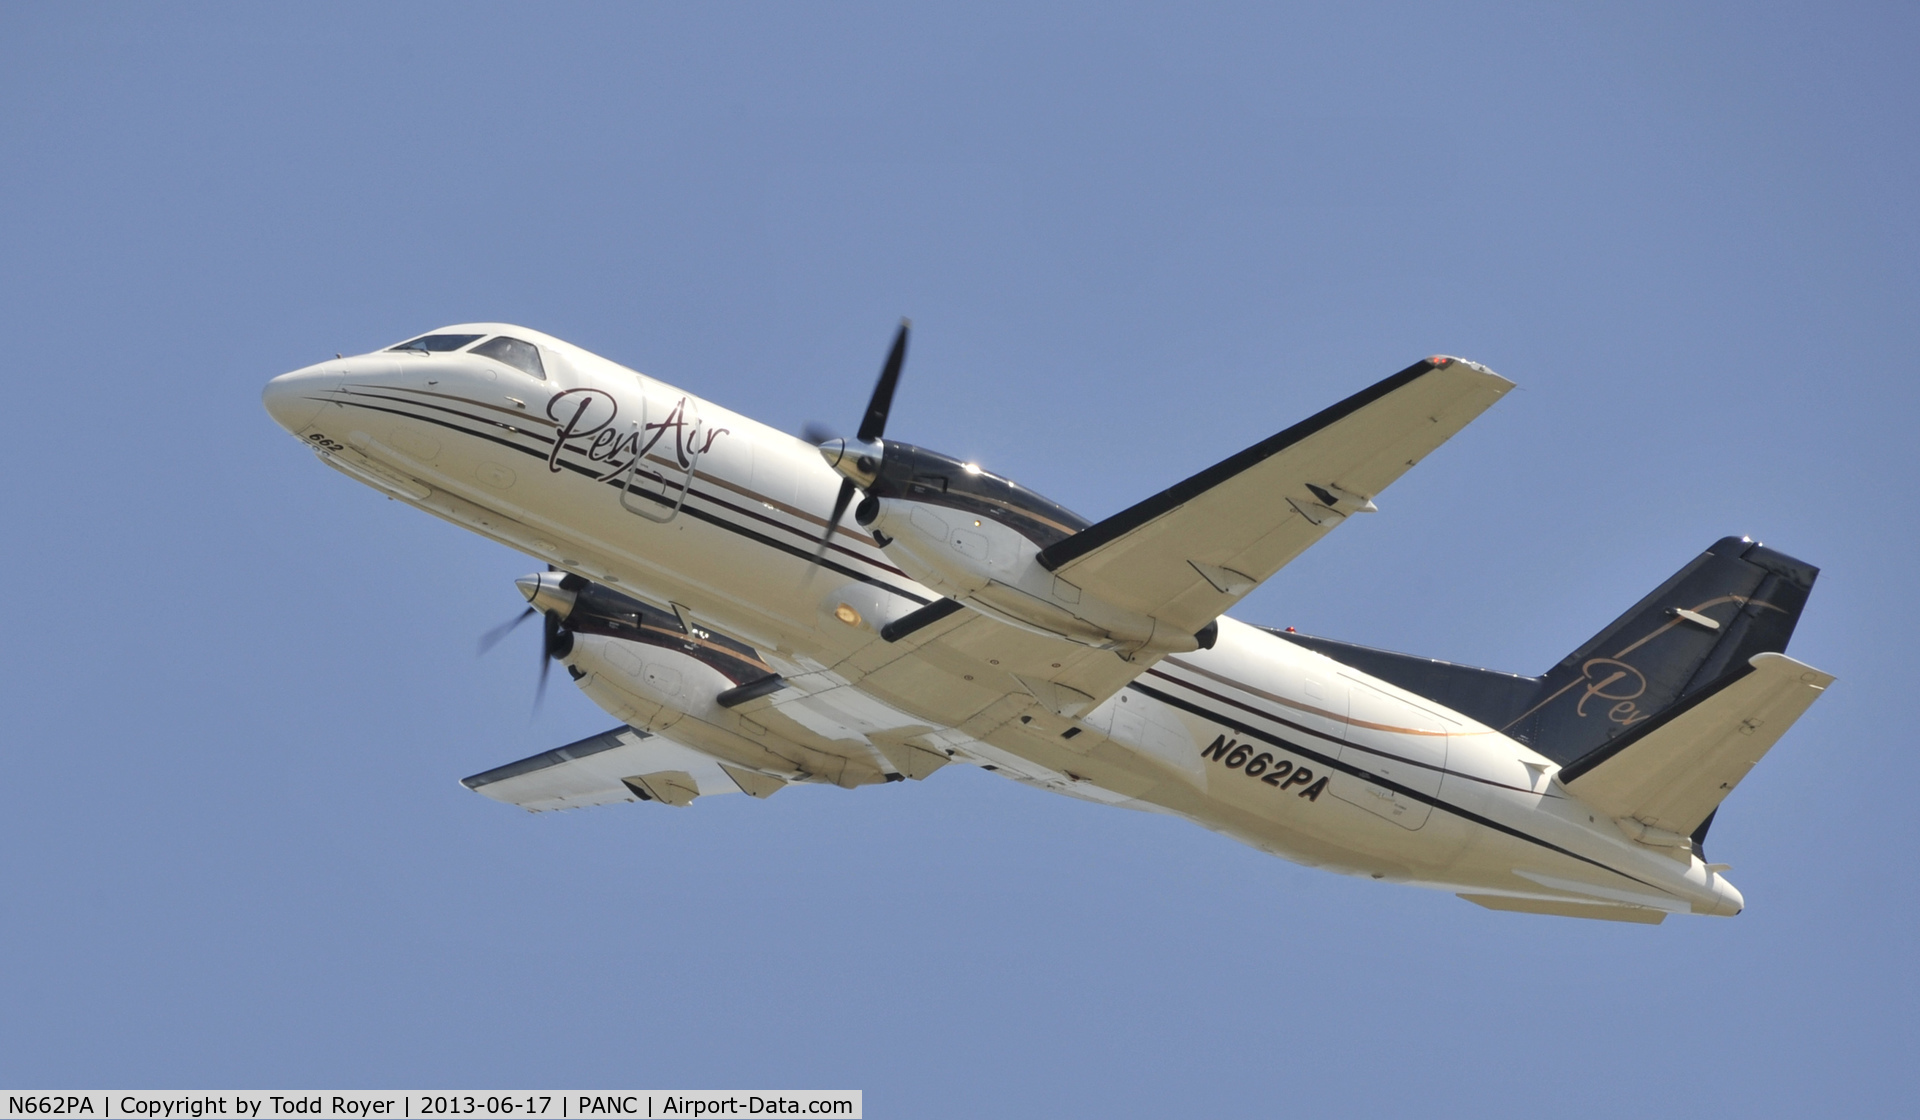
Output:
1559,652,1834,839
462,725,756,812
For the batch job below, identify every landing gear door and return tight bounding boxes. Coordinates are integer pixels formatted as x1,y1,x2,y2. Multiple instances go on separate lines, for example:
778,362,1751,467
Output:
1333,678,1448,830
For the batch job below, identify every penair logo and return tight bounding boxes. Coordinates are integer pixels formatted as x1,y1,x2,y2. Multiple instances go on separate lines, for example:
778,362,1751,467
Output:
544,388,730,478
1574,657,1654,727
1517,594,1784,731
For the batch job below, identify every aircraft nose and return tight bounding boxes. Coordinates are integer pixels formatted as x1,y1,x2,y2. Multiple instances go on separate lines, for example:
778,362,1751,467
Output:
262,363,341,435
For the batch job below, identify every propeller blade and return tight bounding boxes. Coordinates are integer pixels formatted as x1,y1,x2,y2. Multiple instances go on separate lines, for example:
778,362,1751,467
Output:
813,478,857,565
800,421,841,446
536,610,562,710
478,606,536,655
856,319,910,443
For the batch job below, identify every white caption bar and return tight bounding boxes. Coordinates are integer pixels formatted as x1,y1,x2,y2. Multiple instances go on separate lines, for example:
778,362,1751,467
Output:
1,1095,860,1120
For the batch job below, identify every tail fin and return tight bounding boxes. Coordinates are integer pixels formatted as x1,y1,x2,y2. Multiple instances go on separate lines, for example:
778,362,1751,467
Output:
1503,536,1817,765
1271,536,1819,767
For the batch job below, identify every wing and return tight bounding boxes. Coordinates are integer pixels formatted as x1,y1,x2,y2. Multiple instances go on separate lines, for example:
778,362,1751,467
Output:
1036,356,1513,634
463,725,784,812
822,358,1512,771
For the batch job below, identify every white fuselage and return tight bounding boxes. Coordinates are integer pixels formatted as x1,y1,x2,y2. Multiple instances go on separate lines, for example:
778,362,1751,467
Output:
263,324,1744,919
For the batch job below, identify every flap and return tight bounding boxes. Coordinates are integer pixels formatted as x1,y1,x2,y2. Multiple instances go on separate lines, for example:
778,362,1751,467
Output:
719,763,787,798
623,770,702,807
1037,357,1512,633
869,734,952,780
1559,652,1835,836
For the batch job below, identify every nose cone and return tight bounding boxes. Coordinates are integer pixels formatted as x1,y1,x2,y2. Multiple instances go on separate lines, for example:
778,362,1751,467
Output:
262,362,342,435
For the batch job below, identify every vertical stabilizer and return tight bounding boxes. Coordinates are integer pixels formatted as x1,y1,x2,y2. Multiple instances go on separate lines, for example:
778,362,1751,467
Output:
1504,537,1816,765
1271,537,1818,768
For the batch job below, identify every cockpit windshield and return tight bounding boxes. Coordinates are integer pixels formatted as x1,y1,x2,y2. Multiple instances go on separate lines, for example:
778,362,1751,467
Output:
388,333,484,353
469,335,545,379
875,442,1090,549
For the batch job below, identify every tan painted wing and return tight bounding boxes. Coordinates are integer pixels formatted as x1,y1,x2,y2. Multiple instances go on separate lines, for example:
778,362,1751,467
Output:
1036,357,1514,634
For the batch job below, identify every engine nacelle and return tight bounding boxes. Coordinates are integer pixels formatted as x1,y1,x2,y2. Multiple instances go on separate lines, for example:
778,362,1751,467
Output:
518,574,892,786
566,632,726,733
858,492,1208,656
810,333,1219,657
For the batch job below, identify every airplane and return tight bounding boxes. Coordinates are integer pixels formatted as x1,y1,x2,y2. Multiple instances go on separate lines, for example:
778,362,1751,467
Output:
262,321,1831,924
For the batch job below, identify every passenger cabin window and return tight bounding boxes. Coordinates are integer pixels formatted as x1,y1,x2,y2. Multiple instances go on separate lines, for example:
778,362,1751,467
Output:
470,335,546,380
388,333,483,353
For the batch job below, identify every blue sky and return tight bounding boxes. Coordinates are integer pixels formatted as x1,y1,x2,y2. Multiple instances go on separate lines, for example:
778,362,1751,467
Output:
2,3,1913,1114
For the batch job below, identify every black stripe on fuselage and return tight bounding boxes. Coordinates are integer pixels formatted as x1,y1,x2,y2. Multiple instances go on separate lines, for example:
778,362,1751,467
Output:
319,392,930,602
1146,666,1546,797
332,386,902,573
1129,673,1675,896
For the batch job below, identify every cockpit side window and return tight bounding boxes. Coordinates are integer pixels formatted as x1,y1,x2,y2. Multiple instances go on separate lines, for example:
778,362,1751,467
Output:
388,333,484,353
469,335,546,380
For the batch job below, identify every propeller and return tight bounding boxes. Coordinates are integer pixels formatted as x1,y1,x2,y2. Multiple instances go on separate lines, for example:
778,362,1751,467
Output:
799,421,842,446
477,606,536,655
818,478,859,565
479,567,584,710
810,319,909,566
537,608,565,709
858,321,909,444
